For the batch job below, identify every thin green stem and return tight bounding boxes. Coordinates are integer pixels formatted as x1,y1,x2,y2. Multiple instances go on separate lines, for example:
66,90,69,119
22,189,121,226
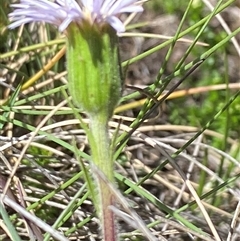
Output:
88,114,116,241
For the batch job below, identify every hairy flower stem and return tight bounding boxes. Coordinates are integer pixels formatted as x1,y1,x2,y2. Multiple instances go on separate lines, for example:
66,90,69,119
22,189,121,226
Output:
66,22,121,241
88,114,116,241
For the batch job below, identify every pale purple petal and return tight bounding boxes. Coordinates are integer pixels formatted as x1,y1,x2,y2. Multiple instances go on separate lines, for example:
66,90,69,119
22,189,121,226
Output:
114,5,143,14
81,0,93,10
9,0,144,33
101,0,143,15
93,0,105,13
106,16,125,33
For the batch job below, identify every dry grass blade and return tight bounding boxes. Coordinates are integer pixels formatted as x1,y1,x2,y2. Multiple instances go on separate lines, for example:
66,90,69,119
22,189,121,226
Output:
0,194,69,241
227,200,240,241
135,131,222,241
91,163,159,241
2,99,69,198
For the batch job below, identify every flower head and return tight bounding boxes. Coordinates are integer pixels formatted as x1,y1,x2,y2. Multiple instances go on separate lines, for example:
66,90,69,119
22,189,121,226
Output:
8,0,143,33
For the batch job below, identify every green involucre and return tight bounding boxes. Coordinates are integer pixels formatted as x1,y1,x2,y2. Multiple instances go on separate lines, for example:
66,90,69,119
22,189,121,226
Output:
66,22,122,119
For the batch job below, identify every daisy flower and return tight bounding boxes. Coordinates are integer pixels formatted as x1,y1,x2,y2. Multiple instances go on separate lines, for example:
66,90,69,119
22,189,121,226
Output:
8,0,143,33
8,3,147,240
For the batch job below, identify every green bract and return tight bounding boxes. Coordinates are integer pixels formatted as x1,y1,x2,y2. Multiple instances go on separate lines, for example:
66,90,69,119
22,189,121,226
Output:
67,22,122,119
